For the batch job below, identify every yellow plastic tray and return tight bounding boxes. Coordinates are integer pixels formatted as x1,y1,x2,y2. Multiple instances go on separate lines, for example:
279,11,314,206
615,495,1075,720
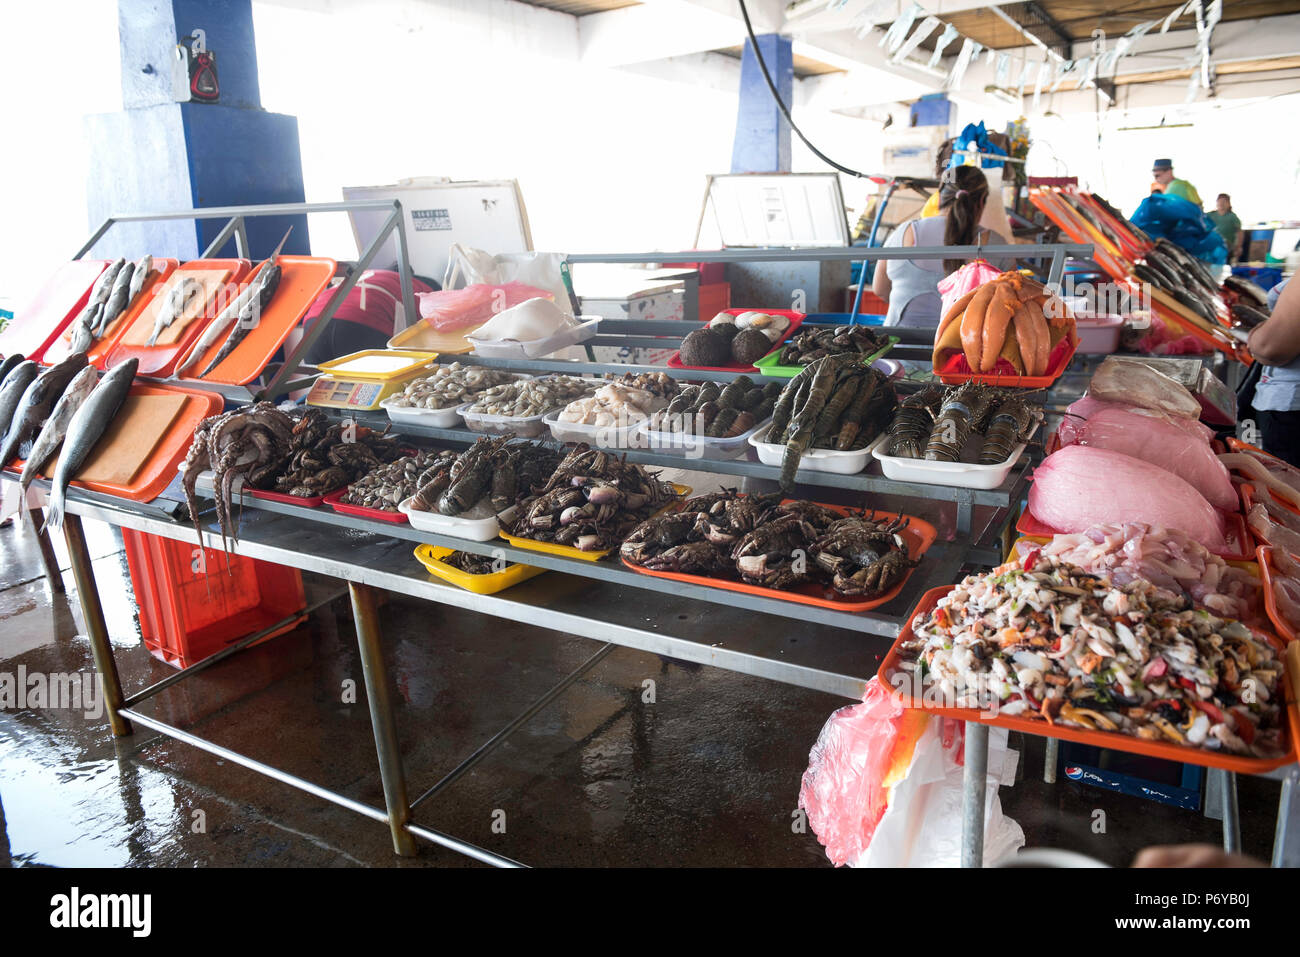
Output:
413,545,545,594
499,484,691,561
316,349,438,380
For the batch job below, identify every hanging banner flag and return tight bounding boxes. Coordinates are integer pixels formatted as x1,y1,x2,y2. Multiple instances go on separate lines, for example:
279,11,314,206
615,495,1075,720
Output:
1049,58,1077,93
995,52,1011,88
891,14,941,63
852,0,896,39
928,23,960,68
1033,58,1051,109
944,38,979,91
1078,54,1100,88
1017,59,1034,97
1161,1,1191,32
880,2,924,54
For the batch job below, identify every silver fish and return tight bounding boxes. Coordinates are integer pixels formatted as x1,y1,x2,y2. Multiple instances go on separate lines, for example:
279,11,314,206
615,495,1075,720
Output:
68,305,100,354
0,353,27,387
147,275,203,346
199,263,281,378
0,353,89,466
96,261,136,336
18,365,101,497
178,277,260,376
47,358,138,531
0,360,40,438
126,255,152,306
87,257,126,308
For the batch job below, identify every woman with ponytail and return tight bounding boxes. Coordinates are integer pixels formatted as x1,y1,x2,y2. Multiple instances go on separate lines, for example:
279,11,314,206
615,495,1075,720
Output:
872,166,1010,328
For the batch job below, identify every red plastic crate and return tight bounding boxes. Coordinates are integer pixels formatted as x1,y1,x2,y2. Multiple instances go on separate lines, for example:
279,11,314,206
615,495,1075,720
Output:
698,281,730,320
122,529,307,669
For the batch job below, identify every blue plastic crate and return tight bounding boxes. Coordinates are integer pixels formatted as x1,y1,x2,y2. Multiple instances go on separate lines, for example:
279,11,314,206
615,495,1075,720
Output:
910,94,951,128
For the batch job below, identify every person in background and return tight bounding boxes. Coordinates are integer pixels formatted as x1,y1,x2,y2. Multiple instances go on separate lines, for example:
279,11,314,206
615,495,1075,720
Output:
1151,158,1202,208
1207,193,1242,263
298,267,435,365
1245,277,1300,466
872,165,1011,329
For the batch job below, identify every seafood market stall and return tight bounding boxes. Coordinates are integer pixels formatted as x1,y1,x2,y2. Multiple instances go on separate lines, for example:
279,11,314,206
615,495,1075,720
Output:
4,201,1297,869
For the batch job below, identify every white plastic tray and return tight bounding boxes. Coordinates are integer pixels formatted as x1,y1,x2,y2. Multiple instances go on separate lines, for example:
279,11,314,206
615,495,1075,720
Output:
469,316,601,359
747,431,872,475
543,408,649,449
868,433,1027,489
380,373,534,429
399,496,501,541
459,403,555,437
638,416,772,461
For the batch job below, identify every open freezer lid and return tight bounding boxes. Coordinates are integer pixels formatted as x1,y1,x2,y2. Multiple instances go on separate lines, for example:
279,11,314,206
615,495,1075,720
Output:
341,177,532,283
705,172,850,248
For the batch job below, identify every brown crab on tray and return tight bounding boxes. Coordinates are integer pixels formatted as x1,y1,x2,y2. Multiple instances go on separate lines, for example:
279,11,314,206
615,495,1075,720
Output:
619,491,937,612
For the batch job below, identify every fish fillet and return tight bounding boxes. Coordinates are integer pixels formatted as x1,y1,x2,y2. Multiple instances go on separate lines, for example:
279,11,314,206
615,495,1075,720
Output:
1029,445,1226,550
1089,357,1200,418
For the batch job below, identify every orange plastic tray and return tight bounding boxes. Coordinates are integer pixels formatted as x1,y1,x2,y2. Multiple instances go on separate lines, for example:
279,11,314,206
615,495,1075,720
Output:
879,586,1299,774
1258,546,1298,642
1015,503,1253,562
107,259,251,377
180,255,336,386
935,338,1077,388
1027,189,1133,282
1074,191,1150,262
0,260,110,363
621,501,937,612
42,259,180,368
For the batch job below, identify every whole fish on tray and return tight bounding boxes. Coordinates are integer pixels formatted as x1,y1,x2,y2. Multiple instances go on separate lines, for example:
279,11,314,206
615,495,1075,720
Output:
0,354,27,388
46,358,138,531
126,255,152,307
146,275,204,346
0,352,88,466
178,270,264,377
18,365,100,498
0,360,41,439
197,262,281,378
94,260,136,336
66,257,126,351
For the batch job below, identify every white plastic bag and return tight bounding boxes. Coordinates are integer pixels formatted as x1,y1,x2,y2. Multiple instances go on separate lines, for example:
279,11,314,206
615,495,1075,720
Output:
854,719,1025,867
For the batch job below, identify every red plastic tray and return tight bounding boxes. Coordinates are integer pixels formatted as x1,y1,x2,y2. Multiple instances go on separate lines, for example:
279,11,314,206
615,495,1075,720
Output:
1257,546,1298,643
879,586,1299,774
935,337,1078,388
42,260,180,368
323,487,409,524
0,260,110,363
621,501,937,612
107,259,252,376
1015,503,1253,562
666,309,804,373
178,255,336,386
248,486,330,508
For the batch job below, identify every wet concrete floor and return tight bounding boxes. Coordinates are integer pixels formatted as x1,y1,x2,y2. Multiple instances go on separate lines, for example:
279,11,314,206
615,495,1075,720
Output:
0,515,1285,867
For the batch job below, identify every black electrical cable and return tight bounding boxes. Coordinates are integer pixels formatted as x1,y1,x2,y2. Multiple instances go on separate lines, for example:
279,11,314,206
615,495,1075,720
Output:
735,0,871,180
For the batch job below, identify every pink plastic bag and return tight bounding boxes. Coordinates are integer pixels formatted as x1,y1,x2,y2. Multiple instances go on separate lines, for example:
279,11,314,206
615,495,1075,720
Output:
1029,445,1226,549
1074,408,1236,510
798,677,925,867
937,260,1002,321
416,281,553,332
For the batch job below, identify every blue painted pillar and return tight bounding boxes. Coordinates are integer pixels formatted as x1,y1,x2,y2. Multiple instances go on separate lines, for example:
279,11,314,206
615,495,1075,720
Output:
730,34,793,174
85,0,309,261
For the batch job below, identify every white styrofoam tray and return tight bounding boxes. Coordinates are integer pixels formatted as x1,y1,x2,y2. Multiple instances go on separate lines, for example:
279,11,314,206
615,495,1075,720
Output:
380,372,534,429
543,408,650,449
867,433,1026,489
398,496,501,541
638,416,772,461
747,431,872,475
469,316,601,359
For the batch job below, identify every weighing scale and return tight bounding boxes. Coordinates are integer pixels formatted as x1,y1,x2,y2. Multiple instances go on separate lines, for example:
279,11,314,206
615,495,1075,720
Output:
306,349,438,410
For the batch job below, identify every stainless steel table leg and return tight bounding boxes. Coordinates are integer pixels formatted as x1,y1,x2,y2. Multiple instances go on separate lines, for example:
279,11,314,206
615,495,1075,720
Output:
1273,765,1299,868
1221,770,1240,854
349,581,417,857
1043,737,1058,784
963,721,989,868
31,509,66,594
63,514,132,737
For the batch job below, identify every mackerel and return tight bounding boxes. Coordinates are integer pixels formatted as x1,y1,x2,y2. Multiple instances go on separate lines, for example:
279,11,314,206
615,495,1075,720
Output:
0,360,40,439
96,261,136,335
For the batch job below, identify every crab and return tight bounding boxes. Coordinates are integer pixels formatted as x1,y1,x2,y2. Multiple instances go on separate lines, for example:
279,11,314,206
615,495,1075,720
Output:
809,515,917,597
